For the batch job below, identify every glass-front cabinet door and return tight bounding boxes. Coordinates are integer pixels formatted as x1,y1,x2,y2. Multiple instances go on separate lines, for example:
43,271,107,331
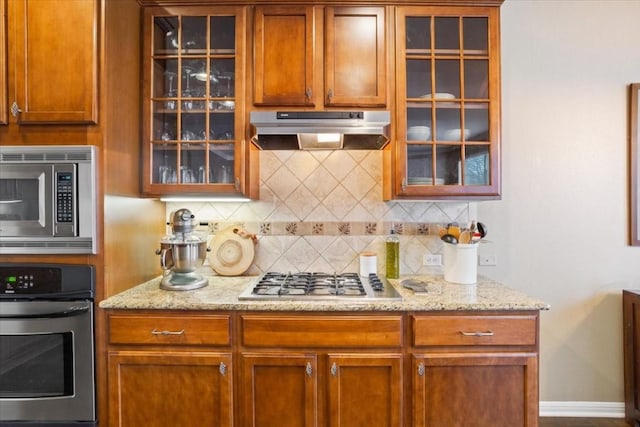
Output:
142,7,246,196
394,6,501,199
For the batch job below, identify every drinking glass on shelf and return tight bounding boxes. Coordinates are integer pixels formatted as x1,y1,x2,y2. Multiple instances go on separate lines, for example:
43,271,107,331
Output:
159,166,176,184
217,165,232,183
160,124,174,141
181,130,197,141
219,74,233,97
182,66,194,110
166,30,179,49
180,166,195,183
164,71,177,110
198,166,207,183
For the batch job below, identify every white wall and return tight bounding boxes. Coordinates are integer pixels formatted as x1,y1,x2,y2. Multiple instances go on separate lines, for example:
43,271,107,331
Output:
478,0,640,404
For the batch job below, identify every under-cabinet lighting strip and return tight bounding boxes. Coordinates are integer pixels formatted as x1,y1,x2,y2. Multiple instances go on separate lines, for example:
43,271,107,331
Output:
159,197,252,203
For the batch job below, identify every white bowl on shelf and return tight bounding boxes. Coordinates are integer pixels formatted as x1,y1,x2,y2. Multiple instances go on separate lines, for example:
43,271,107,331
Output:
407,126,431,141
442,128,470,140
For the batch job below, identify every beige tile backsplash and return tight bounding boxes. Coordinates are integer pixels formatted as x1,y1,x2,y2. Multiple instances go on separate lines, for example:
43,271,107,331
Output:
167,150,473,275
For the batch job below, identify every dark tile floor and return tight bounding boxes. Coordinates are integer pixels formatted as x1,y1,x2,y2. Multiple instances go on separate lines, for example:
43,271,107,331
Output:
539,418,630,427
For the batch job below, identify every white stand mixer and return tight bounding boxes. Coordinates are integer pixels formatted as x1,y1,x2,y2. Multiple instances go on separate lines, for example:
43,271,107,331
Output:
156,209,209,291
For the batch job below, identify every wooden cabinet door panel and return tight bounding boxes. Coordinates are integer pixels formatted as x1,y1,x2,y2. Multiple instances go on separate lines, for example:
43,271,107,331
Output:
240,353,317,427
327,354,402,427
108,351,233,427
0,0,6,125
324,7,386,107
412,353,538,427
10,0,98,124
253,6,315,106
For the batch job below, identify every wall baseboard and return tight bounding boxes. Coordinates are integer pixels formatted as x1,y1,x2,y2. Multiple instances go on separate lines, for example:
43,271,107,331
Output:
540,401,625,418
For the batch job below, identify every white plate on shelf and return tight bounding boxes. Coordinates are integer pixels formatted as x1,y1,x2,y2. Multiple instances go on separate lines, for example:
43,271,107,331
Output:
407,177,445,185
420,93,456,100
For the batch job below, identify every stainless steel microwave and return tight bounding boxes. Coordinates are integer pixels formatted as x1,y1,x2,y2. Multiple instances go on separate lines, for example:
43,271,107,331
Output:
0,146,97,254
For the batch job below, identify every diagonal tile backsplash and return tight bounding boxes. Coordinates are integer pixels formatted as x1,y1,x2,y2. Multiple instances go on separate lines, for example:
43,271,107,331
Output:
167,150,473,275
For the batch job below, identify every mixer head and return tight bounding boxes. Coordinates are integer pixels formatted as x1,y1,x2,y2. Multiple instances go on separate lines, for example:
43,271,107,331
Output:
169,208,197,236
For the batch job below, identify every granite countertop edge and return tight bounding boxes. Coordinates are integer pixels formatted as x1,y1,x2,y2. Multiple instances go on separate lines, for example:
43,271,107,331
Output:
99,273,550,312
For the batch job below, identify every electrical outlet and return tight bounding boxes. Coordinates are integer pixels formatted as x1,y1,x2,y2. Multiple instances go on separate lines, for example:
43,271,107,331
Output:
423,254,442,266
478,254,497,266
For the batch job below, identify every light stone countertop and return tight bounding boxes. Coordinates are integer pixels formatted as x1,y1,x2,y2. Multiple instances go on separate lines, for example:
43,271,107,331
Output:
98,273,550,312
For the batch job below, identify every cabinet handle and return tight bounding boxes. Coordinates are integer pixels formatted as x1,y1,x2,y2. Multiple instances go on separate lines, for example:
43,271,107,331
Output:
10,102,22,117
401,178,407,192
305,362,313,377
234,177,240,191
305,88,312,100
219,362,227,376
151,328,185,336
418,363,425,376
327,88,333,102
459,330,494,337
330,362,337,377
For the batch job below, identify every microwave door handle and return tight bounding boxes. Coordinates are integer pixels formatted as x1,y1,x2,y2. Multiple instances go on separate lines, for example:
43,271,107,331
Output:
0,305,90,319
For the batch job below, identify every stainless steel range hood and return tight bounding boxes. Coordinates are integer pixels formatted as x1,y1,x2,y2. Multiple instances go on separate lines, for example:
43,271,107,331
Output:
250,111,390,150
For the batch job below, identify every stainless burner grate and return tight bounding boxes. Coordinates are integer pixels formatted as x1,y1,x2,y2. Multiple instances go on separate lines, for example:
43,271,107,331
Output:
239,272,402,301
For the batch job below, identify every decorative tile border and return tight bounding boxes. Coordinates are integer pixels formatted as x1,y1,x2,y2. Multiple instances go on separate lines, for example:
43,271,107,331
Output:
202,221,443,237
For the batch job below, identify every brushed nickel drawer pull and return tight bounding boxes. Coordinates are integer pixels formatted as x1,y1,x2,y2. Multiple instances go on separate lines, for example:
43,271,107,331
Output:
460,330,494,337
151,328,185,336
418,363,425,376
330,362,338,377
305,362,313,377
219,362,227,376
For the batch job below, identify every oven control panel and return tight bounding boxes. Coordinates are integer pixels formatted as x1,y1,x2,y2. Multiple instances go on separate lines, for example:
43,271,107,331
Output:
0,264,94,299
0,266,62,294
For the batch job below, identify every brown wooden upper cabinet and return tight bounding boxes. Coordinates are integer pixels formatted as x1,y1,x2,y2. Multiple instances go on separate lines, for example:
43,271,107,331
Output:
253,5,387,108
141,7,249,197
390,6,501,200
0,0,6,125
8,0,98,124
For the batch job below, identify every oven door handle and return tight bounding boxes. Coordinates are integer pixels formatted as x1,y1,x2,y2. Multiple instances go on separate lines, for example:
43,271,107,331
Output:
0,305,90,319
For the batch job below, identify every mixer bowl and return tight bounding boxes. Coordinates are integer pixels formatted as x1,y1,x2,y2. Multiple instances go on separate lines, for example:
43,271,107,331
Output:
158,240,209,273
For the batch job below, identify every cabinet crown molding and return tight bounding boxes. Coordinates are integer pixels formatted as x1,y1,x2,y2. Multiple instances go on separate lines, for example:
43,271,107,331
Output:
138,0,504,6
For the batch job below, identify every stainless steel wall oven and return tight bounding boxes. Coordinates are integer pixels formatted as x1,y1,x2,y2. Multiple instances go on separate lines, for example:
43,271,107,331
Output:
0,264,96,427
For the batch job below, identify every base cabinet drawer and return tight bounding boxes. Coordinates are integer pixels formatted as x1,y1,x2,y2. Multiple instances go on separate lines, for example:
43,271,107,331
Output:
241,314,403,348
108,314,231,346
412,314,538,347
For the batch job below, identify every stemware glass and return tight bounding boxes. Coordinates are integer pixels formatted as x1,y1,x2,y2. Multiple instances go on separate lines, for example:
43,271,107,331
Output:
182,66,193,97
164,71,177,110
182,66,194,110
